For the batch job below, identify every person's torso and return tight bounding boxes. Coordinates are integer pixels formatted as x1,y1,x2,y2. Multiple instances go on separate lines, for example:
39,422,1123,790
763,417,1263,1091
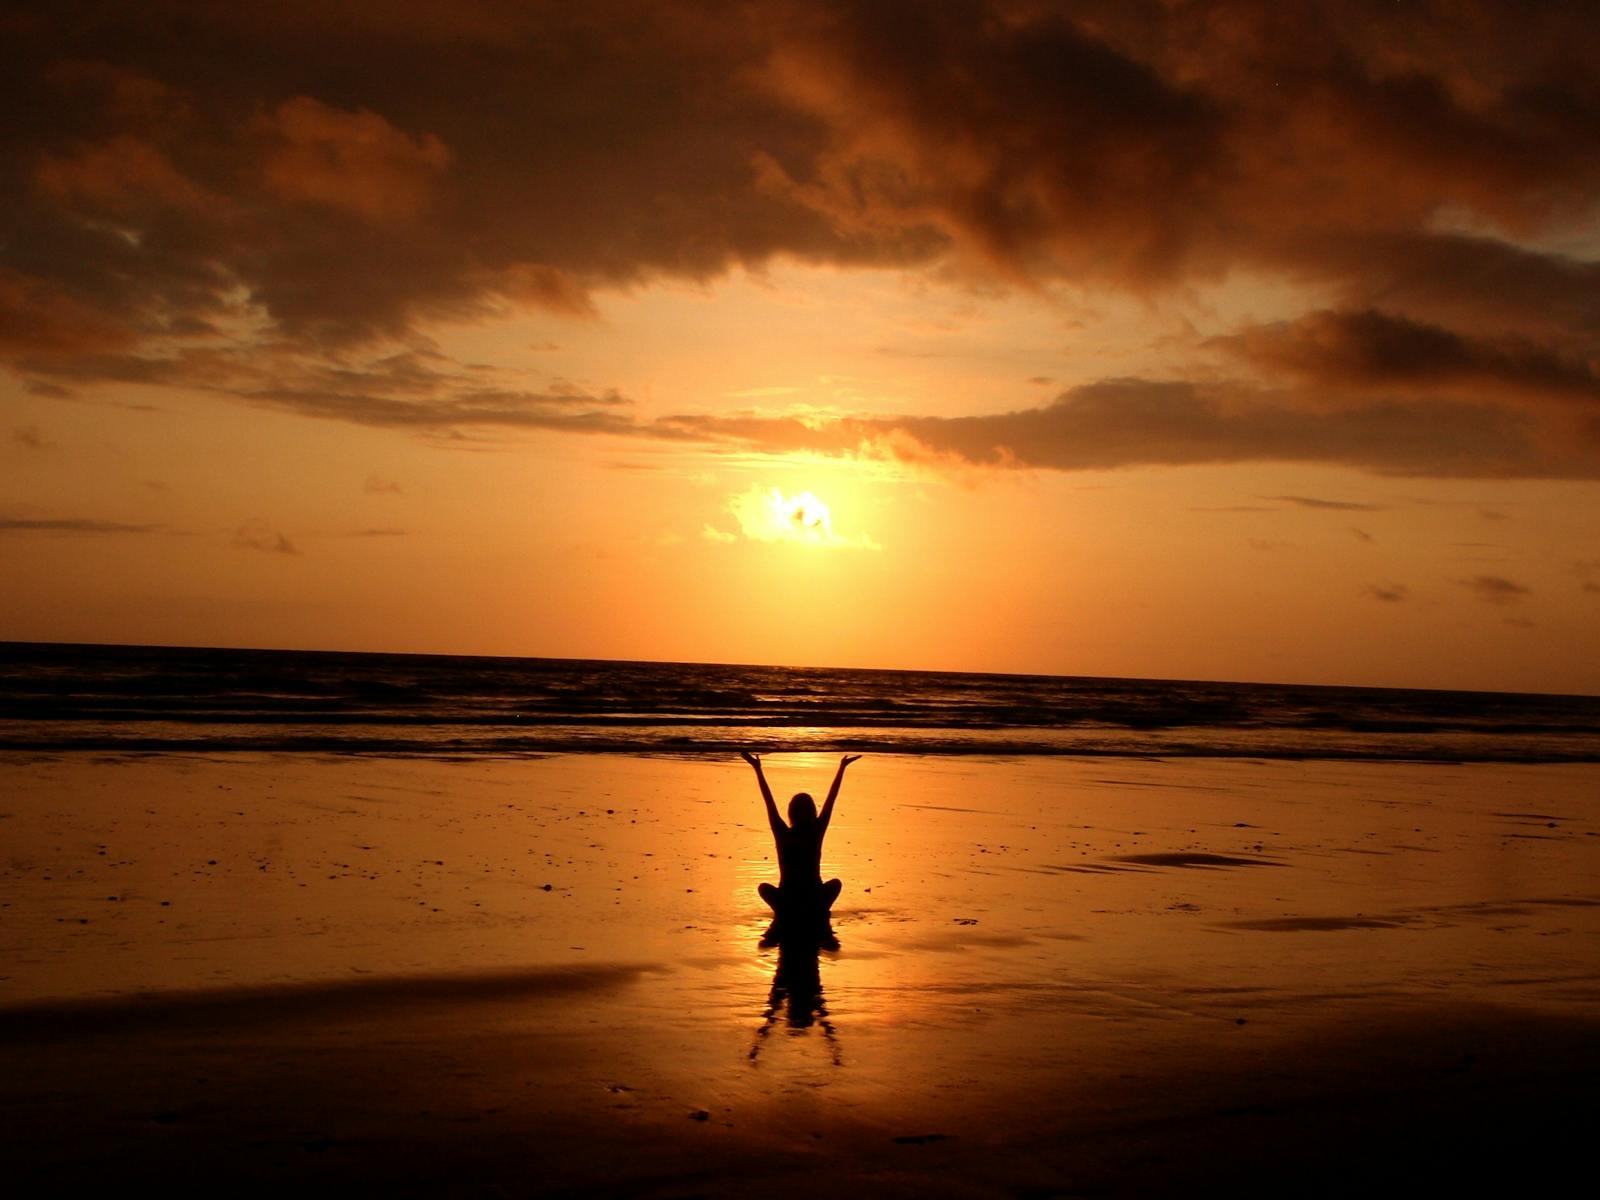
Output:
776,825,822,884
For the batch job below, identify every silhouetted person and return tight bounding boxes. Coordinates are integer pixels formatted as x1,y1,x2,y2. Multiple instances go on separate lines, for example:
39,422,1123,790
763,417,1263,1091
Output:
742,751,859,931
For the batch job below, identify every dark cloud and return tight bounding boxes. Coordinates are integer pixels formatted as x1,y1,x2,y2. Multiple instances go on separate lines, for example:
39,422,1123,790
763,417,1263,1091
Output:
233,518,297,554
1458,574,1531,604
762,1,1600,332
13,425,48,449
757,0,1226,284
0,516,162,533
5,2,1596,334
1220,309,1600,406
1350,527,1373,543
1292,231,1600,344
0,2,854,352
350,527,406,537
1365,584,1408,603
2,2,1599,478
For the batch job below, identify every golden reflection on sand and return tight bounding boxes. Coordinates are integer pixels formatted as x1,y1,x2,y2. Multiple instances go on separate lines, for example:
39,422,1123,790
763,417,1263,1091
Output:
3,761,1600,1024
5,750,1599,1031
6,750,1600,1191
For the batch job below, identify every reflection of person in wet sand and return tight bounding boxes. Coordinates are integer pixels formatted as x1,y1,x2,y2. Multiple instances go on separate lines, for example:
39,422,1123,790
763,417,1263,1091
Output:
741,751,859,931
749,937,840,1065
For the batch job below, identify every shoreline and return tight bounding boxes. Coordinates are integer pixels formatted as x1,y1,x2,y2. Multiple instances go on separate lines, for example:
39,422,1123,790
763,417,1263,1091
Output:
7,741,1600,764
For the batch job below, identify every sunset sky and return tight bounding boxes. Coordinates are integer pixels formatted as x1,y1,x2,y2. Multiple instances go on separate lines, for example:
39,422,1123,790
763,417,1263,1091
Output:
4,1,1599,693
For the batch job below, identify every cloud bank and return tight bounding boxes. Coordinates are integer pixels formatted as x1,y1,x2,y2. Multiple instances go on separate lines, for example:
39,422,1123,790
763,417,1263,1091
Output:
4,1,1599,478
661,379,1594,479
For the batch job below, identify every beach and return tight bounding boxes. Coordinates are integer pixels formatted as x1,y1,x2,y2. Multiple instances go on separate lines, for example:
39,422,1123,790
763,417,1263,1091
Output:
4,750,1598,1194
11,1,1600,1191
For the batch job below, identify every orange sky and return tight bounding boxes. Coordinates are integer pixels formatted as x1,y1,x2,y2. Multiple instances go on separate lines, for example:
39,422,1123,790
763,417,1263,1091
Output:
3,2,1599,693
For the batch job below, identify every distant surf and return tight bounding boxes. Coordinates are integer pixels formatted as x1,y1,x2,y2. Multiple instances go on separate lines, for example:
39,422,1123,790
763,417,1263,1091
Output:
3,642,1598,761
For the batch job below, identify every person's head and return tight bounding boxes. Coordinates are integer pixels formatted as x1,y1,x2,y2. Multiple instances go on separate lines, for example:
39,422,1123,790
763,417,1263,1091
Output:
788,792,817,827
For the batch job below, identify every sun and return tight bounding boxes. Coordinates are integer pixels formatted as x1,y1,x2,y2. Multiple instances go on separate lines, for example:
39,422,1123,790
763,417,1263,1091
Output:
713,483,876,550
770,489,833,541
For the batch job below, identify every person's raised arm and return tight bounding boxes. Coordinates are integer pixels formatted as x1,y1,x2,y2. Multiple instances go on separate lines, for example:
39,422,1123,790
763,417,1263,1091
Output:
741,750,783,836
818,754,861,835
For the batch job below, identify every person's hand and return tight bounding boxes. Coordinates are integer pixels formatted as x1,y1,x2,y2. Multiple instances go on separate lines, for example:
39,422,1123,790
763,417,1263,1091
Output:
740,750,761,768
841,754,862,767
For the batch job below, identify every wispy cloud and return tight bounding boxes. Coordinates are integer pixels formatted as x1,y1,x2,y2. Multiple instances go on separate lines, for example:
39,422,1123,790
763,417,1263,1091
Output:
1266,495,1389,512
233,518,298,555
661,379,1594,479
22,341,1600,480
1574,561,1600,595
1365,583,1409,603
1457,574,1530,604
25,345,642,437
0,516,162,534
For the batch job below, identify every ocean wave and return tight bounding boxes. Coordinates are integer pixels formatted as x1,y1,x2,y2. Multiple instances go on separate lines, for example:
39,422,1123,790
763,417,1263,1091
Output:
3,642,1598,762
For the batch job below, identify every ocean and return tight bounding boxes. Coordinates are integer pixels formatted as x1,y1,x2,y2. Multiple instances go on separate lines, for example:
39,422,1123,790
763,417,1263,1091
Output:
3,641,1598,761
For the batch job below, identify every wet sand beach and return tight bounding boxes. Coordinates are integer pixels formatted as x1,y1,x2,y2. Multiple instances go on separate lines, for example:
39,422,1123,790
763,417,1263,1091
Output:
4,752,1599,1194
